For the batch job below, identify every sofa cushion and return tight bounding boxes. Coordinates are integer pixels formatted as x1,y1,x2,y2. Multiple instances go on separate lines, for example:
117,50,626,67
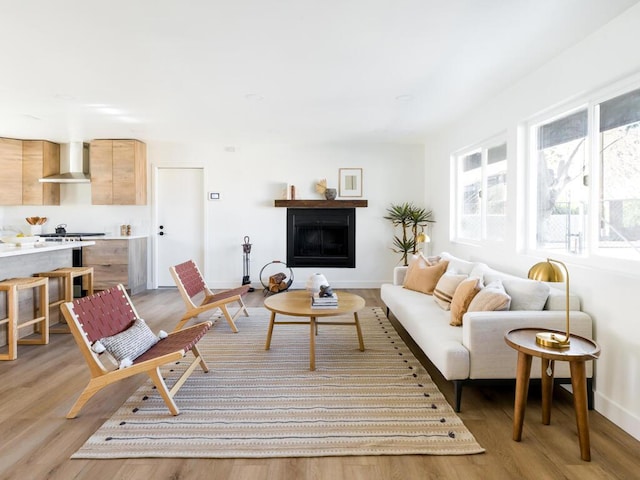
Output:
502,278,550,311
408,253,441,266
544,284,581,311
468,280,511,312
480,266,551,311
440,252,475,275
380,283,471,380
450,277,481,326
403,256,449,295
468,263,490,282
433,273,468,310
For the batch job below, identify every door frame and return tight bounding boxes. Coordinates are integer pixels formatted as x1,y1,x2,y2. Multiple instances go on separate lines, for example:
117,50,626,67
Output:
151,163,207,289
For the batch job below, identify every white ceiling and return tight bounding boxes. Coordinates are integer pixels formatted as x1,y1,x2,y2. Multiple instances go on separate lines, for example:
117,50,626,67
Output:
0,0,638,145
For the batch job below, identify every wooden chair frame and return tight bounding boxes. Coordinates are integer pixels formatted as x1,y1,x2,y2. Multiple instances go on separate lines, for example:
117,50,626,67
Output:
61,284,211,419
170,260,250,332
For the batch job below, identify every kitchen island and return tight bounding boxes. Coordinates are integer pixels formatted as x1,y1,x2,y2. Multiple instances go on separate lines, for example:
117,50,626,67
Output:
0,241,95,348
0,240,95,261
82,236,147,295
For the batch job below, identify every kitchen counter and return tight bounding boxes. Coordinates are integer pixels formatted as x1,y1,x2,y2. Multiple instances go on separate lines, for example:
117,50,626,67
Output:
97,235,148,240
0,240,95,346
0,240,95,258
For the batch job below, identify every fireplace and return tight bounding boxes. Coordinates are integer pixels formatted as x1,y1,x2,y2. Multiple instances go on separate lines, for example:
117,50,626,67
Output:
287,208,355,268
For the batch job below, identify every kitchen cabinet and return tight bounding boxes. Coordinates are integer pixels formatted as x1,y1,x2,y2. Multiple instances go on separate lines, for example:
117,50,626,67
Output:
0,138,23,205
90,139,147,205
22,140,60,205
0,138,61,206
82,237,147,294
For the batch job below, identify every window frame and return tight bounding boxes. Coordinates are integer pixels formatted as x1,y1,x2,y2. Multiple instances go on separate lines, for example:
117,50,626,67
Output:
524,75,640,273
526,104,591,257
452,133,508,245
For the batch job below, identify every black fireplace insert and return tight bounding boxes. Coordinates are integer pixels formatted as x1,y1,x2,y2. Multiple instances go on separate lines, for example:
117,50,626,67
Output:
287,208,355,268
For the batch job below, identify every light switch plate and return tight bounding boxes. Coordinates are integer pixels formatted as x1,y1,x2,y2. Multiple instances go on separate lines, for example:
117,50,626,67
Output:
208,192,220,200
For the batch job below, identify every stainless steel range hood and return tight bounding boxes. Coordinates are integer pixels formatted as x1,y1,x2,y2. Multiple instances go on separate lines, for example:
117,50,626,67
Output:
39,142,90,183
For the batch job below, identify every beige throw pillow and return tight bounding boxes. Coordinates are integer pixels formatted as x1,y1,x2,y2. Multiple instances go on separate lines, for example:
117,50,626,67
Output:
468,280,511,312
433,273,468,310
450,277,481,326
403,257,449,295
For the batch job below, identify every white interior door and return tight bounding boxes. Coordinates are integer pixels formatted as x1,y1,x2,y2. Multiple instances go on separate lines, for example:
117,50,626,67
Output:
156,167,204,287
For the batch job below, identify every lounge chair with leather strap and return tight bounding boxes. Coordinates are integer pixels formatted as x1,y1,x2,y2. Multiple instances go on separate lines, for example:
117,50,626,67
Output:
170,260,250,332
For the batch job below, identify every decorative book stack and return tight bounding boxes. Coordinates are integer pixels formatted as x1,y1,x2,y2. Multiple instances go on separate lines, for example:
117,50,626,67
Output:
311,292,338,309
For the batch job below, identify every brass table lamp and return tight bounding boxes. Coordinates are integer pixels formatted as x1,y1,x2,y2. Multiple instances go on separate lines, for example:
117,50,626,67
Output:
416,231,431,255
527,258,571,348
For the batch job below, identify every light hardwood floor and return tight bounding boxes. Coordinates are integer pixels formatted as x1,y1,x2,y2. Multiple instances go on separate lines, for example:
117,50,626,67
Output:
0,288,638,480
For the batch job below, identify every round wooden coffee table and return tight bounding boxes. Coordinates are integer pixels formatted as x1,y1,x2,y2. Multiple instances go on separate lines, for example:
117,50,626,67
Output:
264,290,365,371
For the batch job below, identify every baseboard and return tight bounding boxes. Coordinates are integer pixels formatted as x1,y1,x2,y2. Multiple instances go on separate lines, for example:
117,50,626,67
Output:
595,391,640,442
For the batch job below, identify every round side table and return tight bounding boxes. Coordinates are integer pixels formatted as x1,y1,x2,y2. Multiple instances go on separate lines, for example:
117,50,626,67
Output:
504,328,600,461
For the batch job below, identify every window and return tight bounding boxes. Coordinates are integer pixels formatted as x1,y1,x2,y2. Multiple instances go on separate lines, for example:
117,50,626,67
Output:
529,84,640,260
598,88,640,255
454,138,507,242
532,109,589,254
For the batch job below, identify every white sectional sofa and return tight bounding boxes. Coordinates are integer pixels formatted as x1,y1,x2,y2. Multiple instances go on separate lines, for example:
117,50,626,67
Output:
380,252,594,411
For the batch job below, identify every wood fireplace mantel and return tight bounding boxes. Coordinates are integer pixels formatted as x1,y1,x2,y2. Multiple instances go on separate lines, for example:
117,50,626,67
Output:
274,200,368,208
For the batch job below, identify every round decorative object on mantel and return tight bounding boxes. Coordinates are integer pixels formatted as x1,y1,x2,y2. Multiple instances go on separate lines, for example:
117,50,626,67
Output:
324,188,337,200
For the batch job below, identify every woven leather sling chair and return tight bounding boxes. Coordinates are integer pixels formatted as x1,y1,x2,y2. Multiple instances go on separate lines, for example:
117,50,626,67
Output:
60,284,211,419
170,260,250,332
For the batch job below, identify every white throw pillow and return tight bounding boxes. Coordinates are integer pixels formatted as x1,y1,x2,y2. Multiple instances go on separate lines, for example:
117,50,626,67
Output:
92,318,161,369
502,278,550,311
440,252,475,275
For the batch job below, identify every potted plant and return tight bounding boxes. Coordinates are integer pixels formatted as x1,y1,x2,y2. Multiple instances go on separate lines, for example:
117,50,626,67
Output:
385,202,435,265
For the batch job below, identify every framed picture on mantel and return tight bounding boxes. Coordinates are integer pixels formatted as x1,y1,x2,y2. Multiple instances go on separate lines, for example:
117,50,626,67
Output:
339,168,363,197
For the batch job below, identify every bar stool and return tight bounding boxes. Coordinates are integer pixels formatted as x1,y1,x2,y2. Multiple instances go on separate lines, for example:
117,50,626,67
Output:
36,267,94,334
0,277,49,361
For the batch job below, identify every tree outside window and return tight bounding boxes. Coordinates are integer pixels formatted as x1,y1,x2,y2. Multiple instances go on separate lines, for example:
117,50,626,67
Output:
534,109,588,254
532,86,640,260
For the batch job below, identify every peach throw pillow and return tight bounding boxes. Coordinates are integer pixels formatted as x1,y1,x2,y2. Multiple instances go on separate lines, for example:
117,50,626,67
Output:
468,280,511,312
450,277,481,326
403,256,449,295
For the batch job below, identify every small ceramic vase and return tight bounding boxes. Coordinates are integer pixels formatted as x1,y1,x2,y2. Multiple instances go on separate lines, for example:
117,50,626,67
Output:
324,188,337,200
306,273,328,294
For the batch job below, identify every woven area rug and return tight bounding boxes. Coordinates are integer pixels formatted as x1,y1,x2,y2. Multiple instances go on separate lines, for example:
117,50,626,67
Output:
72,306,484,458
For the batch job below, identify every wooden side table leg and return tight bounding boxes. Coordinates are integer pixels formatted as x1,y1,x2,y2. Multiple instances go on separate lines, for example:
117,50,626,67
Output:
310,317,316,371
354,311,365,351
570,360,592,461
265,311,276,350
541,358,554,425
513,351,532,442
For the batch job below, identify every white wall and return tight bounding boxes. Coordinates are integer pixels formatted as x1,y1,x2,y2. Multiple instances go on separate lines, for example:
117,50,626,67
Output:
0,183,151,236
149,141,426,289
425,3,640,440
1,142,426,290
